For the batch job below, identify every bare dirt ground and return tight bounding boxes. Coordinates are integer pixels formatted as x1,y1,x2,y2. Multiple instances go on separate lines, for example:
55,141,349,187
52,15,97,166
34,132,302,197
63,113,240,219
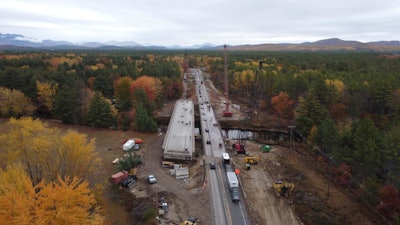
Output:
11,119,210,225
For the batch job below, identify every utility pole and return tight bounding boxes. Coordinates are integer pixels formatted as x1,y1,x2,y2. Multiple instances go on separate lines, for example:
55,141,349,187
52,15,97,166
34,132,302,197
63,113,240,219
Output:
288,125,295,150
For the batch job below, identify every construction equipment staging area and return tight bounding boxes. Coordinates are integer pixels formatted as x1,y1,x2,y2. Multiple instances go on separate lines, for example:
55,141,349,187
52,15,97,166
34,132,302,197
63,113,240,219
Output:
162,100,195,160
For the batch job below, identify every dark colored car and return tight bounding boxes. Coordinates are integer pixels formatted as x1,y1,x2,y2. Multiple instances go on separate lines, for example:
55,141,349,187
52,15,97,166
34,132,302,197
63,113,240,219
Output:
121,175,137,187
209,162,216,169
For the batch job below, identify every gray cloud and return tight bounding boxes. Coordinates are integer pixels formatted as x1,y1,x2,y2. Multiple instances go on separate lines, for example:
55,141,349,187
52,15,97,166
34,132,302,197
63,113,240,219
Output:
1,0,399,46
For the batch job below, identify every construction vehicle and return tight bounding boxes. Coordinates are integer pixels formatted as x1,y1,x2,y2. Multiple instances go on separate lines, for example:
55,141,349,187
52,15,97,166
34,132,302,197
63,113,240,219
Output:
232,130,251,154
222,44,233,117
179,217,199,225
260,145,271,153
272,179,295,204
233,141,246,154
244,156,261,165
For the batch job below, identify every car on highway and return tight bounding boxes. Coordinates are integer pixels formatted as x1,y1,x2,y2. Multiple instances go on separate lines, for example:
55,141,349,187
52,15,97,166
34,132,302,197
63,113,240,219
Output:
209,162,216,169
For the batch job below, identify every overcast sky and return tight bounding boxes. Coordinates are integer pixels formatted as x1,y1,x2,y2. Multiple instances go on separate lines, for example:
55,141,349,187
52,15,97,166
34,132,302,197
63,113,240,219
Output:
1,0,399,46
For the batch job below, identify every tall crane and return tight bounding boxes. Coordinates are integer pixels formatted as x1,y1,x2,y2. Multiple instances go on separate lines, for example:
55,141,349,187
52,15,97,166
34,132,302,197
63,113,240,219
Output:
251,60,263,107
223,44,233,117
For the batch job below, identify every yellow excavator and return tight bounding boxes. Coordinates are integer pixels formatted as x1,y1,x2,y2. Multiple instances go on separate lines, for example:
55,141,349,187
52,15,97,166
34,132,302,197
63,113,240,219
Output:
179,217,199,225
244,156,261,165
272,179,295,204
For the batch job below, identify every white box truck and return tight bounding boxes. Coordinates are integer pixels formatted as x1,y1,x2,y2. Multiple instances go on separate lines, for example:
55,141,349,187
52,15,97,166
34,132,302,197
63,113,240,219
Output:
226,171,240,202
123,140,135,151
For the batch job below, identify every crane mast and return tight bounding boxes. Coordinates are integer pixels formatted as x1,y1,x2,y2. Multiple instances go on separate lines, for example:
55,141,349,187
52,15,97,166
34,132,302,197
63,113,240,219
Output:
223,44,233,117
224,44,229,99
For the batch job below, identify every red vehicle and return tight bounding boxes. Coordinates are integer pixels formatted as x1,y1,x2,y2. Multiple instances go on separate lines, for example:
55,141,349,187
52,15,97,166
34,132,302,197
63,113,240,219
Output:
223,110,233,117
233,142,246,154
110,171,128,184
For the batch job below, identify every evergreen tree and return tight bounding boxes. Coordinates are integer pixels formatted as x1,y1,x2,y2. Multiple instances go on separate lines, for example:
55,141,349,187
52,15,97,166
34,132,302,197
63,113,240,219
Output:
53,85,81,124
114,77,132,112
381,126,400,187
313,118,340,154
93,72,114,99
86,92,117,128
347,118,381,180
295,92,328,137
134,103,157,132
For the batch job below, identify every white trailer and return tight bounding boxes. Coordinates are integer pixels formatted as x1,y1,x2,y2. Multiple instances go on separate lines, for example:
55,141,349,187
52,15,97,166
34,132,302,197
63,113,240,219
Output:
226,171,240,202
226,171,239,189
123,140,135,151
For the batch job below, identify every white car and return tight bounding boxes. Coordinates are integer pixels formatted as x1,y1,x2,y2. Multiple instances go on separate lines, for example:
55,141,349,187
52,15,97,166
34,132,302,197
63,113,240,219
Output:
148,175,157,184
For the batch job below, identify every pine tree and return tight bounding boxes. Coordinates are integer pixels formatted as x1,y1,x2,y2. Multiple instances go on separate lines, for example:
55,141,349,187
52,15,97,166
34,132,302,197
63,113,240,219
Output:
86,92,117,128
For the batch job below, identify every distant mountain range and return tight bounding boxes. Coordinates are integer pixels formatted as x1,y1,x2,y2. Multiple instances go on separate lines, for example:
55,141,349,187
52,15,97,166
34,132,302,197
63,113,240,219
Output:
1,33,400,52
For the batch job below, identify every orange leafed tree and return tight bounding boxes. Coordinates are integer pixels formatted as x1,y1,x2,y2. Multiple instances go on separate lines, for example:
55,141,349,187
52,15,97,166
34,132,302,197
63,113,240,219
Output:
130,75,162,104
87,77,96,90
271,92,294,119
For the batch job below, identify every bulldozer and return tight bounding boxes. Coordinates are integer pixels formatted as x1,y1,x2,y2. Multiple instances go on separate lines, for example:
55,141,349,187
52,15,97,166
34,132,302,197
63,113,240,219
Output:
244,156,260,165
272,179,295,204
179,217,199,225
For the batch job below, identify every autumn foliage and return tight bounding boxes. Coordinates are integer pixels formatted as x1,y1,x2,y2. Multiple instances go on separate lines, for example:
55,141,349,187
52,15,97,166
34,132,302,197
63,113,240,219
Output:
0,87,36,117
0,117,98,184
376,185,400,219
0,165,101,225
271,92,294,119
36,81,58,113
333,162,352,186
130,75,162,104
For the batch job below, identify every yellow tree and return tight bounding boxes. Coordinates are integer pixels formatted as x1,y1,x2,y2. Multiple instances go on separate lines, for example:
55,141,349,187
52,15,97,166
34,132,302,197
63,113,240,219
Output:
325,79,346,102
0,87,36,117
0,165,102,225
35,176,97,225
56,130,98,179
0,117,98,184
36,81,58,113
0,165,38,225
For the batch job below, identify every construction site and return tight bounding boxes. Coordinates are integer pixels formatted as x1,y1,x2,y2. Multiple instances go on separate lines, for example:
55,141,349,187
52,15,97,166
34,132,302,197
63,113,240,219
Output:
35,47,377,225
34,60,378,225
102,46,375,225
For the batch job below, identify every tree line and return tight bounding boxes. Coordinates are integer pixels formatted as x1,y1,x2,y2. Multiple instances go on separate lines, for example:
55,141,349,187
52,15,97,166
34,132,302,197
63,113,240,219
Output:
0,51,183,131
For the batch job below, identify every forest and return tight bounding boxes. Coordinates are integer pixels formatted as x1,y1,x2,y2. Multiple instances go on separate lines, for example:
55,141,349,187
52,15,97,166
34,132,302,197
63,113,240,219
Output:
1,49,400,223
